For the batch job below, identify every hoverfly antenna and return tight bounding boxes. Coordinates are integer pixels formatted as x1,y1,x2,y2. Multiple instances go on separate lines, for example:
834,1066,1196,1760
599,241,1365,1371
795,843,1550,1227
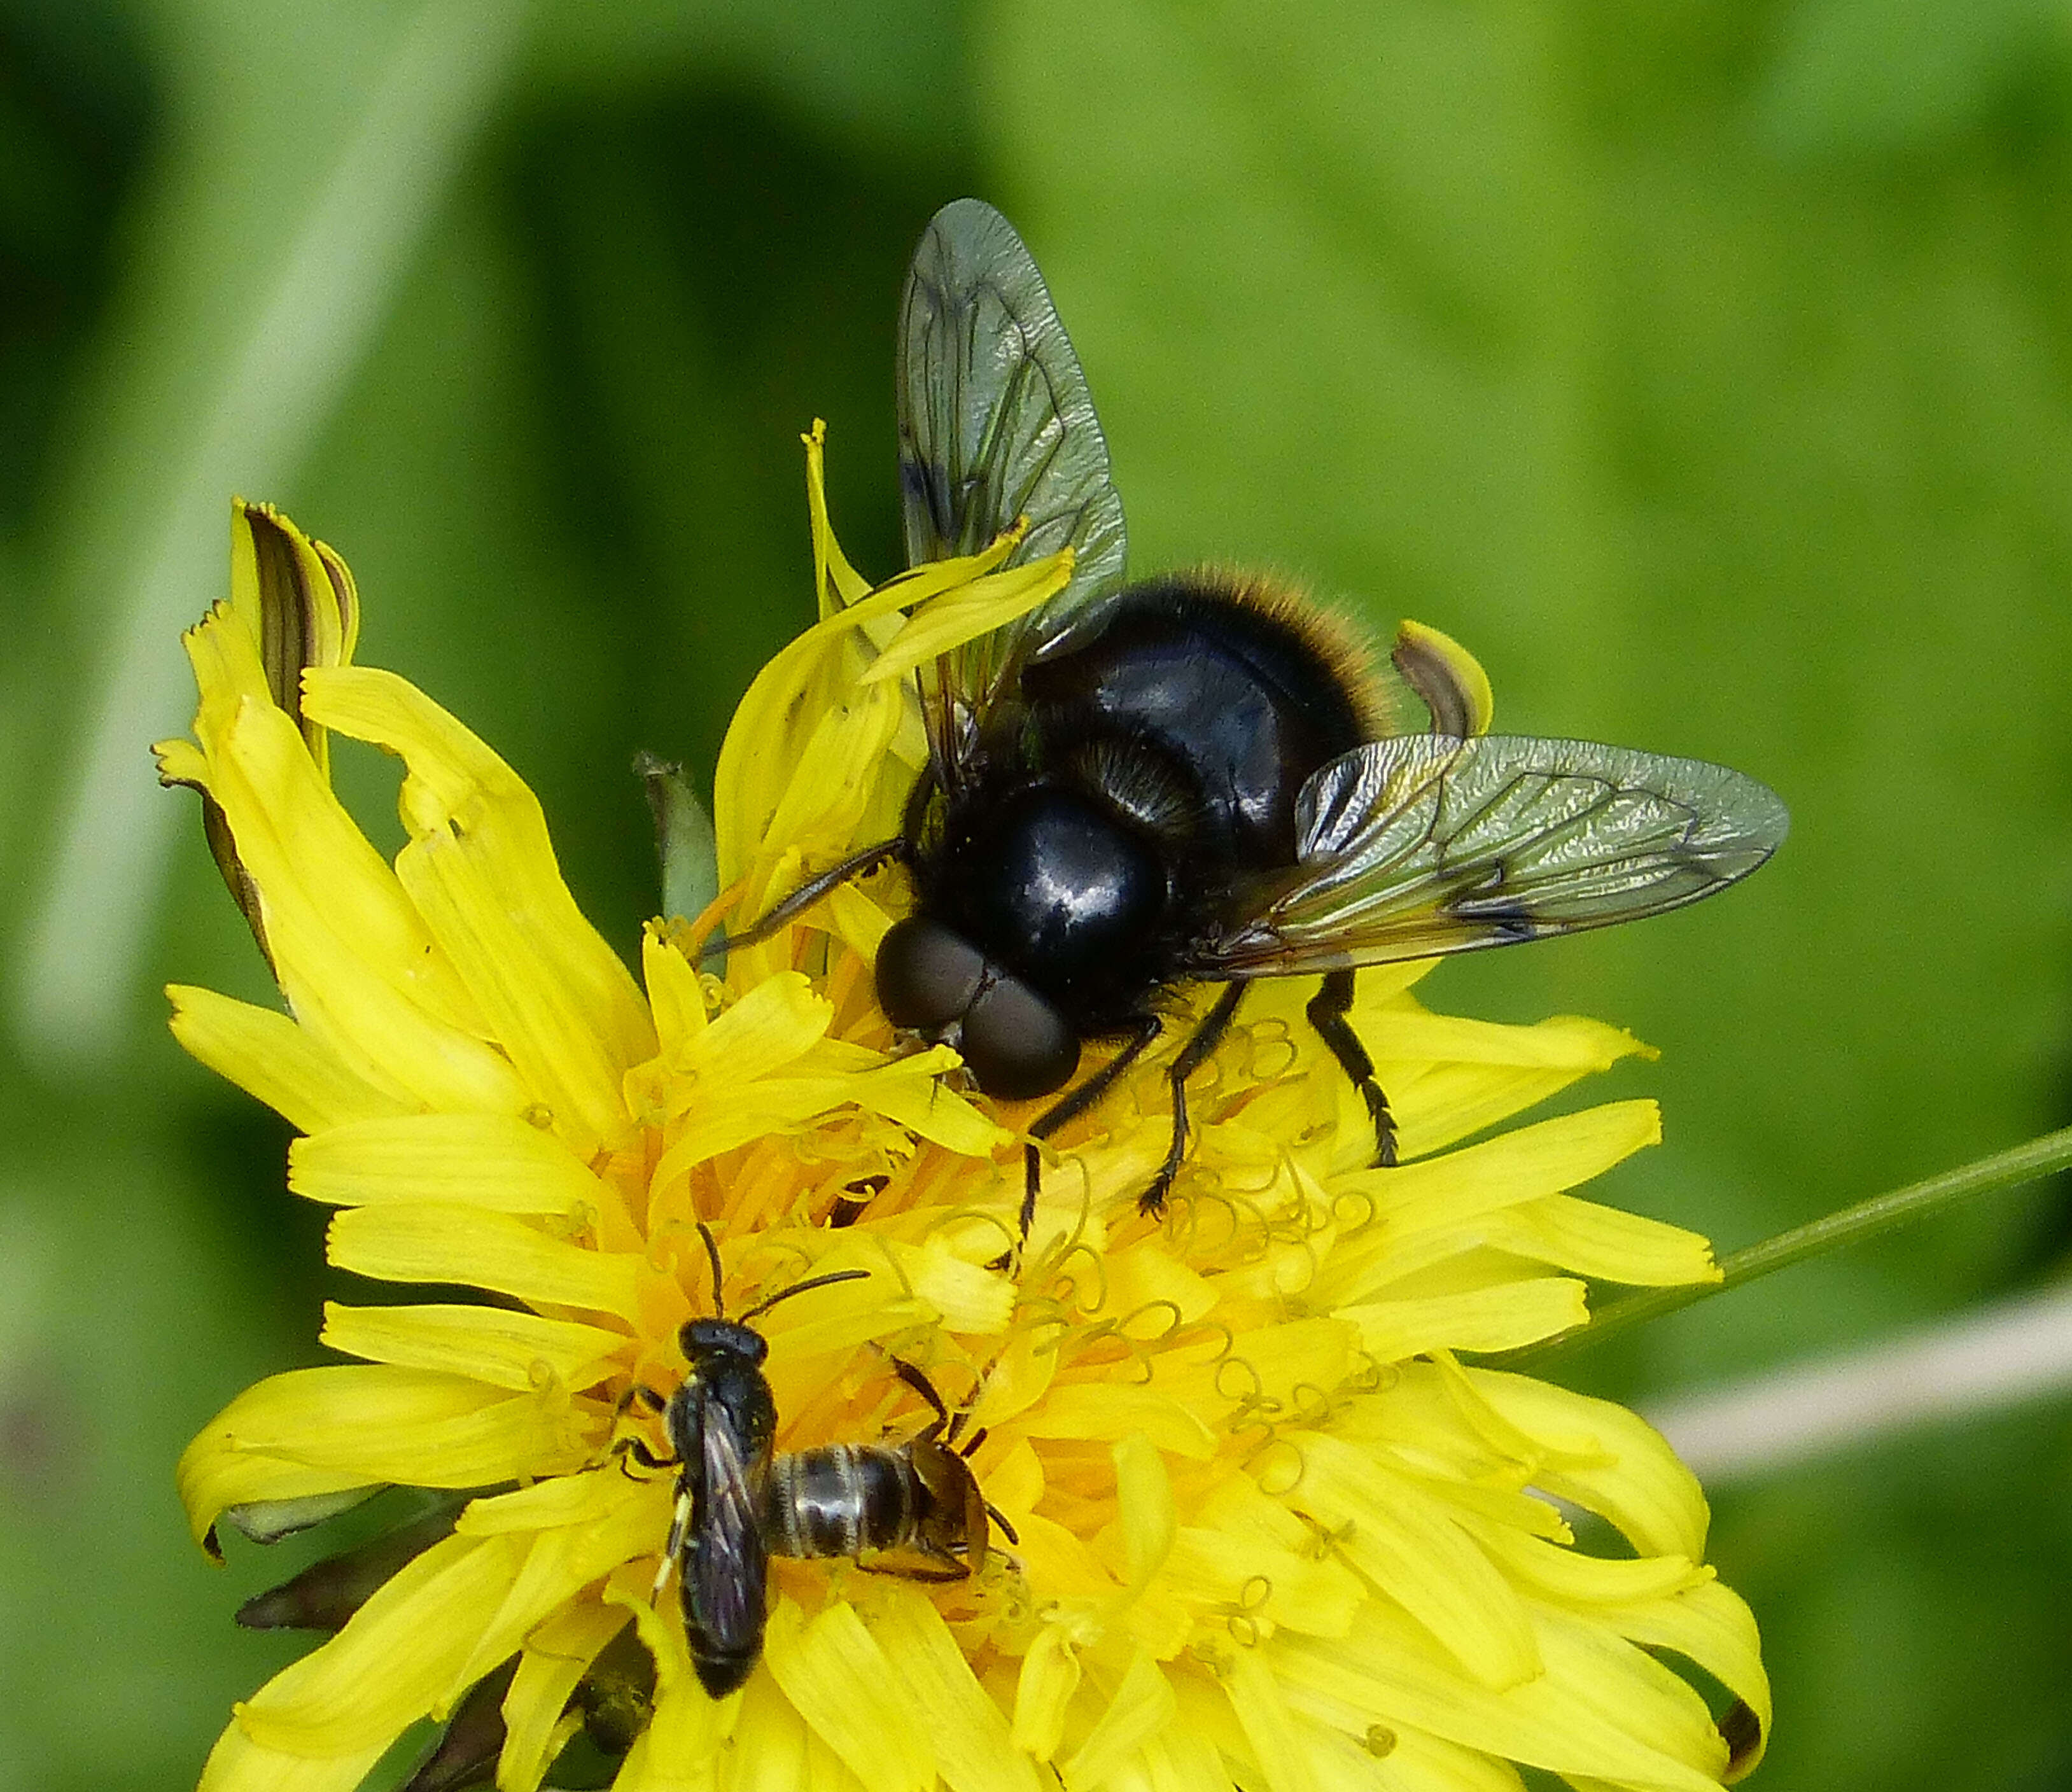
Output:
696,1221,726,1319
736,1266,870,1325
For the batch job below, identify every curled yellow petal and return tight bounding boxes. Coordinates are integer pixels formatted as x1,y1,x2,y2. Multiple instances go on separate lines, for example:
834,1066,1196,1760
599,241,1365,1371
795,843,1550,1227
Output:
762,1595,935,1792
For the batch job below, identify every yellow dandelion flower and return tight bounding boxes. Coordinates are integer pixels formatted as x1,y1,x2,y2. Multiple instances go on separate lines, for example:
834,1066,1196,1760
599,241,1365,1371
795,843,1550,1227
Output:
164,447,1768,1792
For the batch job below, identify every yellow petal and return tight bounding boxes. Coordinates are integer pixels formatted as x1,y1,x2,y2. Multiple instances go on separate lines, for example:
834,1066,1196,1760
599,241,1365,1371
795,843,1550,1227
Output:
177,1366,492,1544
197,1721,386,1792
1156,1530,1362,1641
1392,618,1494,737
612,1669,727,1792
761,1595,935,1792
802,421,872,617
1478,1195,1719,1288
1011,1625,1081,1760
1460,1371,1708,1562
1110,1432,1177,1597
643,924,710,1060
728,1669,815,1792
168,984,403,1133
237,1531,521,1752
290,1112,615,1215
446,1472,668,1699
227,500,360,765
662,971,832,1091
1061,1648,1175,1792
1275,1606,1723,1792
182,1367,589,1536
498,1598,629,1792
865,1586,1043,1792
1599,1580,1769,1780
857,552,1073,686
1368,1103,1662,1232
1340,1280,1589,1361
1022,1387,1217,1460
1220,1647,1319,1792
327,1203,645,1323
1135,1714,1239,1792
1361,1004,1646,1072
319,1301,626,1391
303,665,655,1154
1284,1433,1540,1690
757,678,904,863
1463,1522,1705,1609
190,623,500,1056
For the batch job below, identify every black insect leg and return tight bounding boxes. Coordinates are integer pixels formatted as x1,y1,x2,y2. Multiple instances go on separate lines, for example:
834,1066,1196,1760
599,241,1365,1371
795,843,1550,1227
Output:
705,837,909,958
1306,969,1396,1167
1140,983,1247,1216
858,1558,970,1583
608,1382,675,1480
890,1359,951,1443
1018,1014,1165,1243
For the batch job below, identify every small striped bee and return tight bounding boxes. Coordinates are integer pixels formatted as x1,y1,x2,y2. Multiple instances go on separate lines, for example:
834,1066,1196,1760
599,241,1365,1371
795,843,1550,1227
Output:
761,1359,1010,1582
629,1231,1008,1698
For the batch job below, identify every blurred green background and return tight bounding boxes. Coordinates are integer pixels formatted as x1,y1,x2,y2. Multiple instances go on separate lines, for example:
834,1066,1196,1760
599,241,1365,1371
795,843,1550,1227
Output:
4,0,2071,1786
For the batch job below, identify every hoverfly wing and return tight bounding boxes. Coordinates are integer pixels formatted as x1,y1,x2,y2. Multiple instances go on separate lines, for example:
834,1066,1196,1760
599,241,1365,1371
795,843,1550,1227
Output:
1200,734,1788,974
687,1395,770,1679
897,199,1129,778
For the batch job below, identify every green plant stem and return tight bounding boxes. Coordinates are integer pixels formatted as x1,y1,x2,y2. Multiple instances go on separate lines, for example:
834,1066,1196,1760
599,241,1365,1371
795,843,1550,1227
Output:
1492,1123,2072,1371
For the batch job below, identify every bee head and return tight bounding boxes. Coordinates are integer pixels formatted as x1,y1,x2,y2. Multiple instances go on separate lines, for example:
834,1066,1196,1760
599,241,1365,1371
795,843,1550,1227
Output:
874,916,1080,1102
907,1432,991,1569
680,1316,767,1366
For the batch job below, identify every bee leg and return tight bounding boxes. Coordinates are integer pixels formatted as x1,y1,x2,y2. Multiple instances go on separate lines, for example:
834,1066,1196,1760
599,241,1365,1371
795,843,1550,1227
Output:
705,836,909,958
603,1382,673,1478
860,1548,970,1583
1019,1014,1165,1243
1306,969,1396,1167
617,1438,674,1478
655,1487,693,1597
890,1359,951,1443
1141,983,1247,1216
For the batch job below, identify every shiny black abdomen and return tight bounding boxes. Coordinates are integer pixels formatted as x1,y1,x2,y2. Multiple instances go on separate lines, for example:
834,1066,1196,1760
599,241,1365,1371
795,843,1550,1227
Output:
909,577,1369,1035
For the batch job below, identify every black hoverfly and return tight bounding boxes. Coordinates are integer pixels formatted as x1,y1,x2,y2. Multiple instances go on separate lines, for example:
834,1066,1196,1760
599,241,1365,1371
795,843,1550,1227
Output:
732,200,1788,1233
629,1231,1006,1697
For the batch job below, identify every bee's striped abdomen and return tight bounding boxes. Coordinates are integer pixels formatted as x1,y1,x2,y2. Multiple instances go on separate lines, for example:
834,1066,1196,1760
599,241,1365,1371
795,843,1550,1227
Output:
763,1444,920,1558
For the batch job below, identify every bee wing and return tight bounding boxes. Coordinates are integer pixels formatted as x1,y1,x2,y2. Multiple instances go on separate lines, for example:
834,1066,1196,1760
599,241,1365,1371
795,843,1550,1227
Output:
1199,734,1788,975
897,199,1128,779
688,1401,769,1659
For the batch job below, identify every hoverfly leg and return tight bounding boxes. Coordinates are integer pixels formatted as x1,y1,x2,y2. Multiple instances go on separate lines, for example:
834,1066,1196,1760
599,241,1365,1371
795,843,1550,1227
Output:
1140,983,1246,1216
703,836,910,960
1021,1014,1165,1242
1305,969,1396,1167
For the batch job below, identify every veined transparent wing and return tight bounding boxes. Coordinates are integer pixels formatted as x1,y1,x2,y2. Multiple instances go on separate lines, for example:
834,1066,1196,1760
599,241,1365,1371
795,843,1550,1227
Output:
1201,734,1788,976
689,1400,768,1655
897,199,1128,776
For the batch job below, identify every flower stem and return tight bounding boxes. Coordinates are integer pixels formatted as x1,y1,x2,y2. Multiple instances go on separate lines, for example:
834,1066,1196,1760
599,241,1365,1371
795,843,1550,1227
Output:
1494,1124,2072,1371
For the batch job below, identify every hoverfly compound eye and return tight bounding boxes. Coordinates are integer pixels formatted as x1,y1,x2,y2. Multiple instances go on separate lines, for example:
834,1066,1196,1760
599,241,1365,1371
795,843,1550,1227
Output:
876,917,985,1030
958,973,1081,1101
